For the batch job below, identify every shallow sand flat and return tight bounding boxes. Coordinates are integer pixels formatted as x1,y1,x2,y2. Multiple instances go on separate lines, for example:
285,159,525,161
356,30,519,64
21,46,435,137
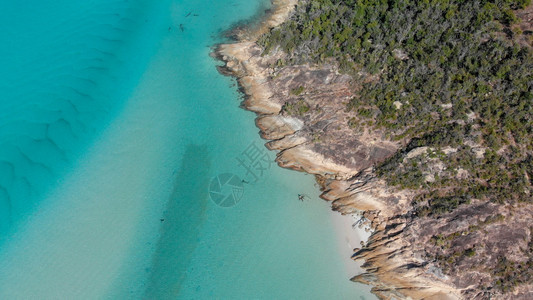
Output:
0,0,374,298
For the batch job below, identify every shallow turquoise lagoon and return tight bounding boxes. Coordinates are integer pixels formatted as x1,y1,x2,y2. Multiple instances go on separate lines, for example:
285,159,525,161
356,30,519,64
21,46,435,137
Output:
0,0,374,298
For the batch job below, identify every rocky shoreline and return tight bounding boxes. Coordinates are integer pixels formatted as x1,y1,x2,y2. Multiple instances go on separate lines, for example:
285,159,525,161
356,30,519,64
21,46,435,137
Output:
212,1,532,299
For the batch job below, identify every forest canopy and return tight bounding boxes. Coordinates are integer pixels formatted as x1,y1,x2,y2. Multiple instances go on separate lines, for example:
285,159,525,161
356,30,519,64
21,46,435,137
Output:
259,0,533,205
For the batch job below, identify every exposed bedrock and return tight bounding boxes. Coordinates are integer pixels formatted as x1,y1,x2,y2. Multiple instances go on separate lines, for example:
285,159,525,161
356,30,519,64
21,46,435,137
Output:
215,39,466,300
213,1,533,299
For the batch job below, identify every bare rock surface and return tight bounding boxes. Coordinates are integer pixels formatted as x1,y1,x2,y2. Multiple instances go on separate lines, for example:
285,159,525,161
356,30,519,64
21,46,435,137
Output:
213,1,533,299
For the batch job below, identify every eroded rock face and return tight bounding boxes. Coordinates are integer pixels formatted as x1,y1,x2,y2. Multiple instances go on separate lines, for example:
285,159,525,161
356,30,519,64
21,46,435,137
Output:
215,36,461,300
213,2,533,299
216,42,397,179
331,171,533,300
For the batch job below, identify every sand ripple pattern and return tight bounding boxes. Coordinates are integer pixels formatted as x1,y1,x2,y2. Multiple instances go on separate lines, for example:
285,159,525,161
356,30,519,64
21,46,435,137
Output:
0,0,150,232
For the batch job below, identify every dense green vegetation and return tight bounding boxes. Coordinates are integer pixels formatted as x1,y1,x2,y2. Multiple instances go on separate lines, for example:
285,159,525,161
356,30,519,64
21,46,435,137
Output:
259,0,532,206
259,0,532,293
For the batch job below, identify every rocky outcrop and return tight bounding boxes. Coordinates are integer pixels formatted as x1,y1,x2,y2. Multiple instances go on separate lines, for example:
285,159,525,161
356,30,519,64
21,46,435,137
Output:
213,1,533,299
213,2,459,299
215,40,397,179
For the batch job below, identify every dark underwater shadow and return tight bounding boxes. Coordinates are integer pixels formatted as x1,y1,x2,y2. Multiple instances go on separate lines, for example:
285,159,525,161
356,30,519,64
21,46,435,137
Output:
143,144,211,299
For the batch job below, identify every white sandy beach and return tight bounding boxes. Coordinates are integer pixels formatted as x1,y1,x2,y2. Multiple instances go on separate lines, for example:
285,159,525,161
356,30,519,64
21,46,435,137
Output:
330,210,371,275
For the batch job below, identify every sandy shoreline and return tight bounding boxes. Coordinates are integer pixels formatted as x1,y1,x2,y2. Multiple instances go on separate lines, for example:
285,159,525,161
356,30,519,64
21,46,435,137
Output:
329,211,370,276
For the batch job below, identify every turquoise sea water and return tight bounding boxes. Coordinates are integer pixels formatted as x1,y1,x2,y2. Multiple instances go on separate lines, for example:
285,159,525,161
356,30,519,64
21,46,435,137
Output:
0,0,374,298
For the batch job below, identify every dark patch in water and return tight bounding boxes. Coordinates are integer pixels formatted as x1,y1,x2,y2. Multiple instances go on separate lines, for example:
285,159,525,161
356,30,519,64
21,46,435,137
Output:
143,144,211,298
